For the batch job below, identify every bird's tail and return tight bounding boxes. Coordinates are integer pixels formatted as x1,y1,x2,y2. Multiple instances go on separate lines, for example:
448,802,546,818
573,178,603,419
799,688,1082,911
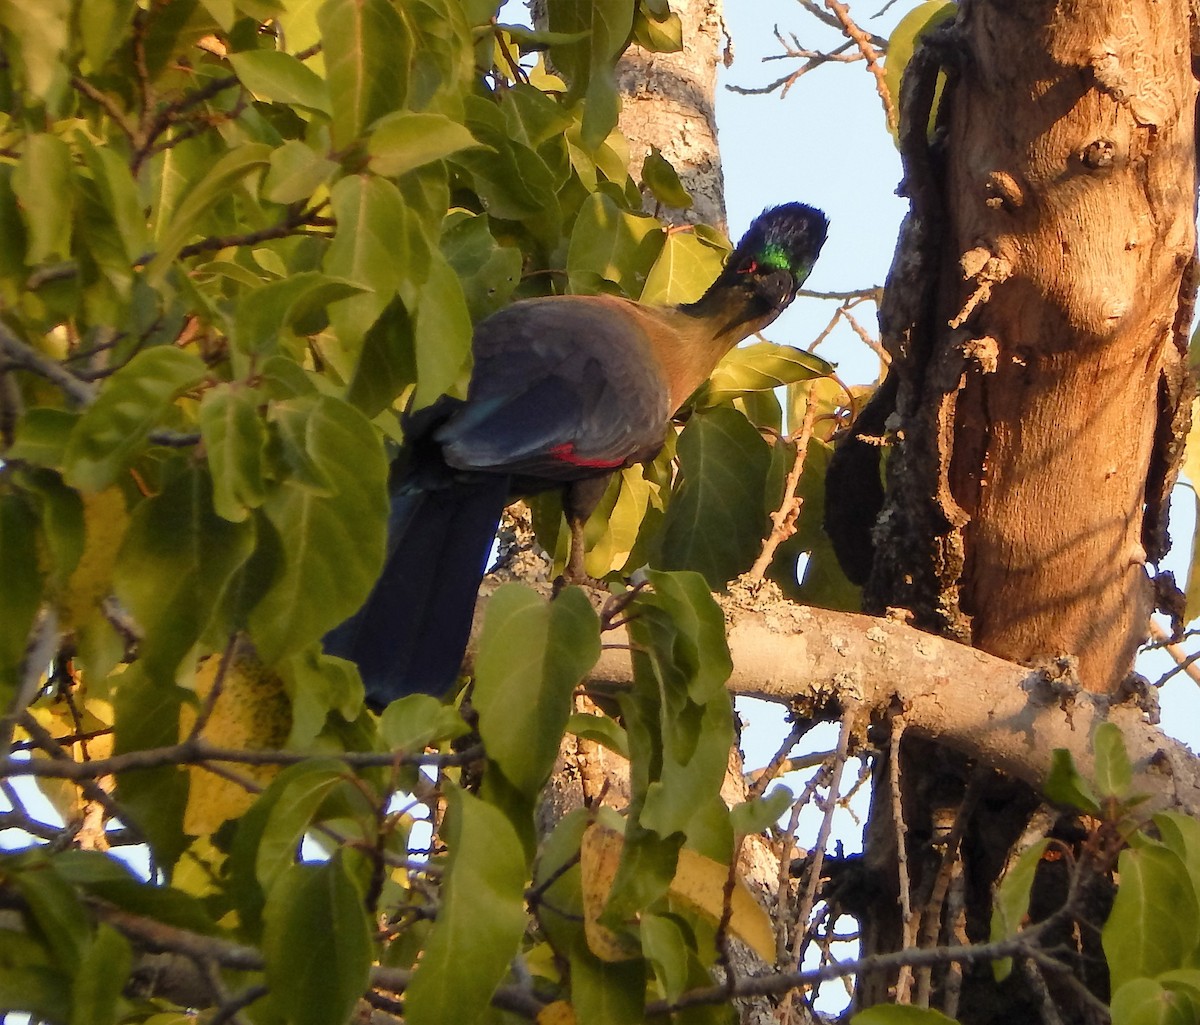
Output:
324,476,510,709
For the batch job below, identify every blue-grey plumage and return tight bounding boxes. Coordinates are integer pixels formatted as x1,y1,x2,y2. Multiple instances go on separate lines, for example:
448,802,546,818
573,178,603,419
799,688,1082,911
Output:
324,203,828,707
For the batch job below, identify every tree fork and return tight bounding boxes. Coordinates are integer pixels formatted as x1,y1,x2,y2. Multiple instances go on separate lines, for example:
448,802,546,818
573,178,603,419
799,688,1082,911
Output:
868,0,1199,696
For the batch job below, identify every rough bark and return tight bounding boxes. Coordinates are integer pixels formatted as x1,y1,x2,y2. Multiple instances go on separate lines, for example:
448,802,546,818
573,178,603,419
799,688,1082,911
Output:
867,0,1198,697
615,0,728,229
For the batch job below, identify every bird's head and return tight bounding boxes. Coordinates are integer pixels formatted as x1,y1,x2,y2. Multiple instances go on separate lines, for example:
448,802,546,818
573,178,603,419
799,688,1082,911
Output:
725,202,828,309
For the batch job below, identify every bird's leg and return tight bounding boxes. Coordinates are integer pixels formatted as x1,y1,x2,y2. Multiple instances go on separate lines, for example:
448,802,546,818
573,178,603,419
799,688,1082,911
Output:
559,475,612,589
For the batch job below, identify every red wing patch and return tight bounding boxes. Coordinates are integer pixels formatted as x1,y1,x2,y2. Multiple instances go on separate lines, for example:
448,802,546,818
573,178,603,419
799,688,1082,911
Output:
548,442,627,470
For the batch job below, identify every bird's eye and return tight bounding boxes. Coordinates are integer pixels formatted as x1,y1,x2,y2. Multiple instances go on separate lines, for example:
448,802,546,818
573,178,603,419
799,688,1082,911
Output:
737,259,759,275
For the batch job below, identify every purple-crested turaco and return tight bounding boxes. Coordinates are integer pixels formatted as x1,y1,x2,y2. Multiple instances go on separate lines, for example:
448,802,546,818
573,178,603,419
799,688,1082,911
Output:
325,203,828,708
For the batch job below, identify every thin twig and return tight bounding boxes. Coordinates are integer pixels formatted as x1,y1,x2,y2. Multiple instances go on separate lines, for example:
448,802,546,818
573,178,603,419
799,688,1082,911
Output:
1148,619,1200,688
780,705,857,1024
823,0,897,131
890,718,916,1004
0,323,96,406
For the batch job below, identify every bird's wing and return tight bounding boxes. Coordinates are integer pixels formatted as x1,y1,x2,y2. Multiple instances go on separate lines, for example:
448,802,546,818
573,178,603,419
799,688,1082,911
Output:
435,297,672,480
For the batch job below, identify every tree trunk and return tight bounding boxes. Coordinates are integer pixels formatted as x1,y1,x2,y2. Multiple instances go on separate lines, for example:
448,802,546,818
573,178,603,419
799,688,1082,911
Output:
846,1,1198,1020
615,0,728,229
868,0,1197,697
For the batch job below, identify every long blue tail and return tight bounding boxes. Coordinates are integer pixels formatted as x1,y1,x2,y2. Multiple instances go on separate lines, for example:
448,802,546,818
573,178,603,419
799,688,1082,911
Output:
324,476,510,708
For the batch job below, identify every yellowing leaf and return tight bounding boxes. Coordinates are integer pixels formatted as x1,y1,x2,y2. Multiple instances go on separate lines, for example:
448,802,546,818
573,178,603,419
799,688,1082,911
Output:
579,823,776,964
580,824,641,962
180,644,290,837
59,487,127,631
537,1000,577,1025
670,847,775,962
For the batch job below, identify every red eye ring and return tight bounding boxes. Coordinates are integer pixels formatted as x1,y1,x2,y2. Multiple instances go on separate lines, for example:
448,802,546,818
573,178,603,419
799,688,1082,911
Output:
738,259,758,274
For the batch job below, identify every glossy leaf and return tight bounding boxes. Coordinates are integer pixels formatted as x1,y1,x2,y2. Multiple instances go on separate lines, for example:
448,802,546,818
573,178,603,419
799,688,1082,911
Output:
641,146,692,209
989,838,1049,981
405,787,527,1025
658,406,772,588
368,111,486,178
250,396,388,661
254,759,348,891
1043,747,1101,815
199,383,268,522
319,0,410,149
440,211,522,320
706,342,833,403
473,584,601,795
568,190,664,297
1104,844,1200,990
323,174,425,353
113,465,255,677
640,230,725,306
229,49,330,114
1094,720,1133,799
234,271,366,358
62,346,207,492
12,133,73,265
263,852,373,1025
413,250,474,408
145,144,272,283
263,139,339,204
1110,978,1199,1025
882,1,955,140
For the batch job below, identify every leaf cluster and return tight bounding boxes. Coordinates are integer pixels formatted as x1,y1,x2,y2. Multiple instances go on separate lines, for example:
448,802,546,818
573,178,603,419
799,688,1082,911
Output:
0,0,840,1022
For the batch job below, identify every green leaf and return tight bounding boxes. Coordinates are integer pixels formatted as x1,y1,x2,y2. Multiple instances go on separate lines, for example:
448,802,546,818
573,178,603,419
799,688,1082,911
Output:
377,694,469,752
1154,812,1200,905
852,1007,961,1025
882,1,955,141
199,384,268,522
1110,978,1199,1025
4,851,88,965
78,138,149,263
234,271,367,358
640,912,690,1003
658,406,772,588
641,146,692,209
263,852,373,1025
111,665,189,870
5,408,79,468
404,787,527,1025
249,395,388,661
635,570,732,707
229,48,331,114
632,8,682,53
1094,721,1133,799
12,133,73,265
318,0,410,149
344,295,416,418
0,929,70,1023
0,0,69,100
989,838,1050,981
545,0,636,151
263,140,339,204
1104,844,1200,990
255,761,350,890
1043,748,1101,815
639,231,725,306
62,347,207,492
412,250,474,408
0,494,43,693
113,465,255,677
567,191,663,297
730,787,794,837
368,111,486,178
70,924,132,1025
567,712,630,759
473,584,601,795
145,144,272,283
323,174,427,354
706,342,833,403
440,212,521,321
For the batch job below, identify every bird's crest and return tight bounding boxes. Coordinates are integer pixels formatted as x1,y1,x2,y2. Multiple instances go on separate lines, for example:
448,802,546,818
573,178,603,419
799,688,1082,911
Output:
734,202,828,278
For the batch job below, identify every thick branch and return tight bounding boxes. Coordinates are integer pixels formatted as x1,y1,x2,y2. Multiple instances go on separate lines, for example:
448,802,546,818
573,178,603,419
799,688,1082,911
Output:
469,585,1200,816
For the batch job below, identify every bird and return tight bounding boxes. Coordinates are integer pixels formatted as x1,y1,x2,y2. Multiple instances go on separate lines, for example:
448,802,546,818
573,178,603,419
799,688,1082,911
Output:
324,202,829,708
